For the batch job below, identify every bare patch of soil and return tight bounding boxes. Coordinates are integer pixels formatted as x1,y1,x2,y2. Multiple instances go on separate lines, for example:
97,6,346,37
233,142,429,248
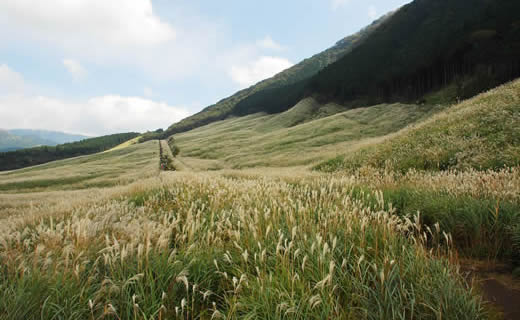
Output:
462,261,520,320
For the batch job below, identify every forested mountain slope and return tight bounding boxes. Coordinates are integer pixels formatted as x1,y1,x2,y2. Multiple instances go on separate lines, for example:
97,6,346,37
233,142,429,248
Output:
146,14,393,140
309,0,520,105
232,0,520,118
161,0,520,138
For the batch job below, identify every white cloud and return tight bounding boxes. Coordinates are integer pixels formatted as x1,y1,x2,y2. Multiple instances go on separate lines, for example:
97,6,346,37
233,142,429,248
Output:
0,94,190,136
229,56,293,89
0,64,26,94
0,0,226,81
256,36,284,51
0,65,190,136
0,0,175,49
63,59,87,80
368,5,378,20
331,0,350,10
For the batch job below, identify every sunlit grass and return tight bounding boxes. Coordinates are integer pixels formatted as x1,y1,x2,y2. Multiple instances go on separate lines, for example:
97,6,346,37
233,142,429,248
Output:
174,99,445,169
0,170,488,319
316,79,520,173
0,141,159,193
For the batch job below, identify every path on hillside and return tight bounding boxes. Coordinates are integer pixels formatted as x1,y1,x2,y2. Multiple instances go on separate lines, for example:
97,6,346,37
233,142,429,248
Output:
464,262,520,320
159,140,175,171
159,140,190,171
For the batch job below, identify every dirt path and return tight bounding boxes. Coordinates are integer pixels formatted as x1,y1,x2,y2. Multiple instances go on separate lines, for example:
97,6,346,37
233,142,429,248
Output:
481,277,520,319
464,261,520,319
159,140,175,171
159,140,174,159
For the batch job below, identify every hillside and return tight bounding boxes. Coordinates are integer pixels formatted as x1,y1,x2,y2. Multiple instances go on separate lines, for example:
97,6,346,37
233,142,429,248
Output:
173,99,445,169
309,0,520,105
316,79,520,173
0,132,140,171
142,13,393,141
0,129,55,152
0,140,158,193
158,0,520,137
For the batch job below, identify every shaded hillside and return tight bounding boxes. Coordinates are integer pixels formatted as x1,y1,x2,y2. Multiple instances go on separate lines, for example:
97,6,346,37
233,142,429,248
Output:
160,0,520,137
0,132,139,171
0,129,55,152
310,0,520,104
235,0,520,117
315,79,520,173
145,14,393,141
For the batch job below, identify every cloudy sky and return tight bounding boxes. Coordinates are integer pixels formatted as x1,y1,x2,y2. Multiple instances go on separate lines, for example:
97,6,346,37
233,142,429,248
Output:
0,0,410,136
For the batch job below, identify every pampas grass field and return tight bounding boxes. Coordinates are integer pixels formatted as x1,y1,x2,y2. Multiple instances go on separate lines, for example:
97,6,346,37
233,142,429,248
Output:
1,81,520,319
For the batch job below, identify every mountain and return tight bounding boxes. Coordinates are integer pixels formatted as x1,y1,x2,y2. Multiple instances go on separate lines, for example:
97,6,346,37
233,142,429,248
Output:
138,12,394,141
0,129,89,152
308,0,520,105
160,0,520,138
0,129,55,152
0,132,140,171
8,129,89,145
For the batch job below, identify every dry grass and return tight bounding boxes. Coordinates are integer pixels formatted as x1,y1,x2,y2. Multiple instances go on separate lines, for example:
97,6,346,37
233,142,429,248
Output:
0,140,159,193
2,81,519,318
316,79,520,173
174,100,445,170
0,168,487,319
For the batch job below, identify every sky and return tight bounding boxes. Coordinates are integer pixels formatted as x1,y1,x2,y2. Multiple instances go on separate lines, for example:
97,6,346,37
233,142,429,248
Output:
0,0,411,136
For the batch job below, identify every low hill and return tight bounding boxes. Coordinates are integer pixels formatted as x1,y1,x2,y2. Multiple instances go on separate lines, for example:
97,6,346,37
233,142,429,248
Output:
0,140,158,193
173,99,444,169
0,132,140,171
315,79,520,172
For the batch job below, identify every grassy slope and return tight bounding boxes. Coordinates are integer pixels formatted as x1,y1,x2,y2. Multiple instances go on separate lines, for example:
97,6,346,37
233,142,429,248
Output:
0,132,140,171
0,140,159,193
106,136,140,152
174,98,445,169
2,88,520,318
316,79,520,173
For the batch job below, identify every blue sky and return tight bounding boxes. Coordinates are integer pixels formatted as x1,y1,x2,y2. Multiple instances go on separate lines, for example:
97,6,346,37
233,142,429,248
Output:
0,0,410,136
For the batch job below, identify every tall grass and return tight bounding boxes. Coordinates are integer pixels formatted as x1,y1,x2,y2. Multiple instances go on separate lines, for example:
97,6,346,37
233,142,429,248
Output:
0,172,487,319
315,79,520,173
314,166,520,262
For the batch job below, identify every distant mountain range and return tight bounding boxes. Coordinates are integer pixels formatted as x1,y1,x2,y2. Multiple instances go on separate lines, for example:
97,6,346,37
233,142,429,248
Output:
0,129,89,152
